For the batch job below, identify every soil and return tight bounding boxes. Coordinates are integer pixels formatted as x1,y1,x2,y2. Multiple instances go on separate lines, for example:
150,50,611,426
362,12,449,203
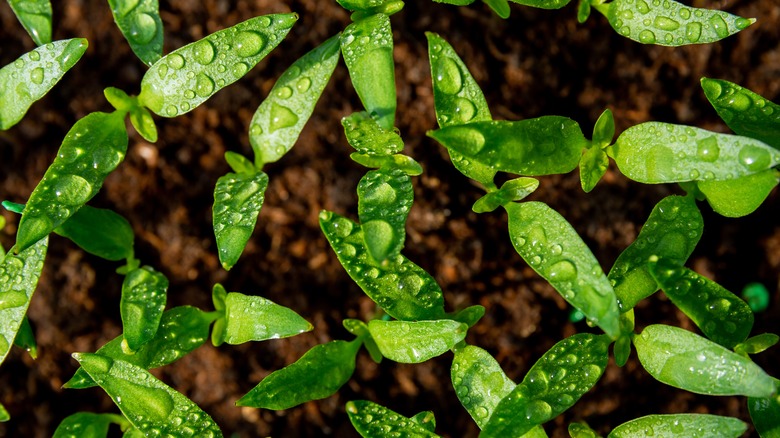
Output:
1,1,779,437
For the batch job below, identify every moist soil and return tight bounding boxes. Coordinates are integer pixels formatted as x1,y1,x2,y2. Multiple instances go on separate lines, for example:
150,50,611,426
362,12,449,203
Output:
1,1,779,437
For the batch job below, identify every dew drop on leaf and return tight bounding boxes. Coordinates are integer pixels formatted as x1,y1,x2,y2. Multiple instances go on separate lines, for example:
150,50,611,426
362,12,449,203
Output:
524,400,552,423
167,53,185,70
269,102,299,132
234,31,265,58
131,13,158,45
434,57,463,95
195,73,215,97
685,22,702,43
639,30,656,44
738,145,771,171
30,67,44,85
653,16,679,31
192,40,216,65
709,15,729,39
696,137,720,162
53,175,92,206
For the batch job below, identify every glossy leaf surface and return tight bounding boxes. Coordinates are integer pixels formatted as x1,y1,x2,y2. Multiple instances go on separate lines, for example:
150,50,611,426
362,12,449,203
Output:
608,413,747,438
748,379,780,438
213,290,312,346
319,211,445,320
634,325,775,397
483,0,510,18
592,109,615,148
342,111,403,156
52,412,127,438
451,345,516,429
429,117,588,177
74,353,223,437
569,422,600,438
697,170,778,218
608,195,703,311
735,333,779,356
13,315,37,359
108,0,163,66
506,202,619,337
237,339,360,409
54,205,134,261
483,334,611,437
579,146,609,193
368,319,467,363
7,0,51,45
609,122,780,184
343,318,382,363
357,167,413,263
0,237,47,366
509,0,570,9
347,400,440,437
473,177,539,213
120,266,168,352
139,13,298,117
449,304,486,328
0,38,87,130
250,34,340,165
213,171,268,270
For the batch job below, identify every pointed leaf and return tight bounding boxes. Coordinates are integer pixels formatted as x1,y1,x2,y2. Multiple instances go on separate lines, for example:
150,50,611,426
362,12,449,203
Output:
53,412,128,438
452,345,516,429
608,414,747,438
107,0,163,66
347,400,441,437
129,107,158,143
483,0,510,18
358,167,413,263
54,205,135,261
368,319,467,363
213,291,311,346
7,0,52,45
12,315,37,359
697,170,778,218
592,109,615,148
735,333,779,356
213,171,268,270
473,177,539,213
579,146,609,193
120,266,168,352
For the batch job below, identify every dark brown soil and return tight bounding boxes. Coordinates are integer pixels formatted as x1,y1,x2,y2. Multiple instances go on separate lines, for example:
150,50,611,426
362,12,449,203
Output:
1,1,779,437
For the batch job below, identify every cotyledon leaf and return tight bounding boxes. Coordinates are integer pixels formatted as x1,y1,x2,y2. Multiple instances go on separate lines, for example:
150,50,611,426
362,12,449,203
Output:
319,210,445,321
139,13,298,117
0,237,47,366
108,0,163,66
428,117,588,177
593,0,754,46
426,32,495,188
342,111,404,157
482,333,611,437
367,319,467,363
505,202,619,338
341,13,396,130
212,290,312,346
608,413,747,438
120,266,168,353
451,345,516,429
236,339,361,410
701,78,780,150
633,325,776,397
608,122,780,184
748,379,780,438
347,400,441,438
608,195,703,312
73,353,223,437
358,167,413,263
65,306,214,389
213,170,269,270
697,170,779,218
250,34,341,166
15,111,129,252
54,204,135,261
649,257,753,349
0,38,87,130
7,0,52,45
52,412,128,438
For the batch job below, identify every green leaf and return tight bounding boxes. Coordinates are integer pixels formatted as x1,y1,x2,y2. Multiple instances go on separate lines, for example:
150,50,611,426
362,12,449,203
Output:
237,339,361,409
139,13,298,117
473,177,539,213
428,117,588,177
0,38,87,130
341,13,396,130
368,319,467,363
448,305,485,328
224,151,255,176
608,195,703,311
592,109,615,148
608,122,780,184
15,111,128,252
579,146,609,193
509,0,570,10
350,152,423,175
426,31,495,188
701,78,780,149
65,306,213,389
697,170,779,218
649,257,753,348
343,318,383,363
633,324,776,397
735,333,779,356
483,0,510,18
120,266,168,353
577,0,591,23
613,310,635,367
342,111,404,156
54,205,135,261
608,413,747,438
0,236,47,367
13,315,37,359
73,353,223,437
104,87,135,112
411,410,437,432
213,171,269,270
451,345,516,429
594,0,754,46
122,427,146,438
7,0,52,45
107,0,163,66
0,402,8,422
748,380,780,438
432,0,476,5
250,34,340,166
358,167,413,263
129,107,157,143
505,202,619,338
347,400,441,437
212,290,311,346
319,210,445,320
569,422,601,438
483,334,611,437
53,412,128,438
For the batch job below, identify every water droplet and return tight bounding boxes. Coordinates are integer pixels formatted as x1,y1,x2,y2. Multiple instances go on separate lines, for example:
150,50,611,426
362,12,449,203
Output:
639,30,657,44
653,16,680,31
275,86,293,99
548,260,577,282
709,15,729,38
0,335,8,354
526,369,549,394
235,31,266,58
269,102,299,132
475,406,489,418
232,62,249,78
250,124,263,136
524,400,552,423
52,174,92,206
696,137,720,162
192,39,216,65
685,22,702,43
131,13,157,44
738,145,771,171
339,244,357,257
296,77,312,93
453,98,477,122
563,353,578,365
735,17,752,30
636,0,650,13
434,57,463,95
195,73,215,98
167,53,185,70
30,67,44,85
679,8,691,19
0,290,27,310
332,217,354,238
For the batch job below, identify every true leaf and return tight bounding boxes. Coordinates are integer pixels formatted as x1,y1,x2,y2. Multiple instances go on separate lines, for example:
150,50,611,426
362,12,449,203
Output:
347,400,440,437
473,177,539,213
579,146,609,193
0,402,8,422
697,170,779,218
608,413,747,438
367,319,467,363
212,290,312,346
613,310,635,367
735,333,779,356
748,379,780,438
342,111,404,156
129,107,157,143
224,151,255,175
569,422,600,438
451,345,516,429
13,315,37,359
54,205,135,261
120,266,168,353
448,305,486,328
7,0,52,45
343,319,382,363
358,167,413,263
350,152,423,175
52,412,128,438
483,0,510,18
107,0,163,66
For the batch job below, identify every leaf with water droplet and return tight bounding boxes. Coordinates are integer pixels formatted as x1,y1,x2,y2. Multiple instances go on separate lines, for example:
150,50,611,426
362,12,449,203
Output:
592,108,615,149
569,421,600,438
251,34,340,166
451,345,516,429
697,169,779,218
342,111,404,157
649,257,753,349
473,177,539,213
212,171,268,270
319,210,446,320
509,0,571,9
12,315,37,359
368,319,467,363
593,0,754,46
237,339,361,409
0,38,87,130
613,310,634,367
448,305,485,328
139,13,298,117
347,400,441,437
350,152,423,176
53,205,135,261
0,237,47,367
748,378,780,438
52,412,129,438
633,324,776,397
609,413,747,438
483,333,611,437
120,266,168,353
579,146,609,193
608,195,703,312
341,13,396,130
734,333,779,357
73,353,223,436
65,306,214,389
7,0,52,45
426,32,495,188
343,318,383,363
358,167,413,263
107,0,163,66
506,202,619,338
429,117,588,177
609,122,780,184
